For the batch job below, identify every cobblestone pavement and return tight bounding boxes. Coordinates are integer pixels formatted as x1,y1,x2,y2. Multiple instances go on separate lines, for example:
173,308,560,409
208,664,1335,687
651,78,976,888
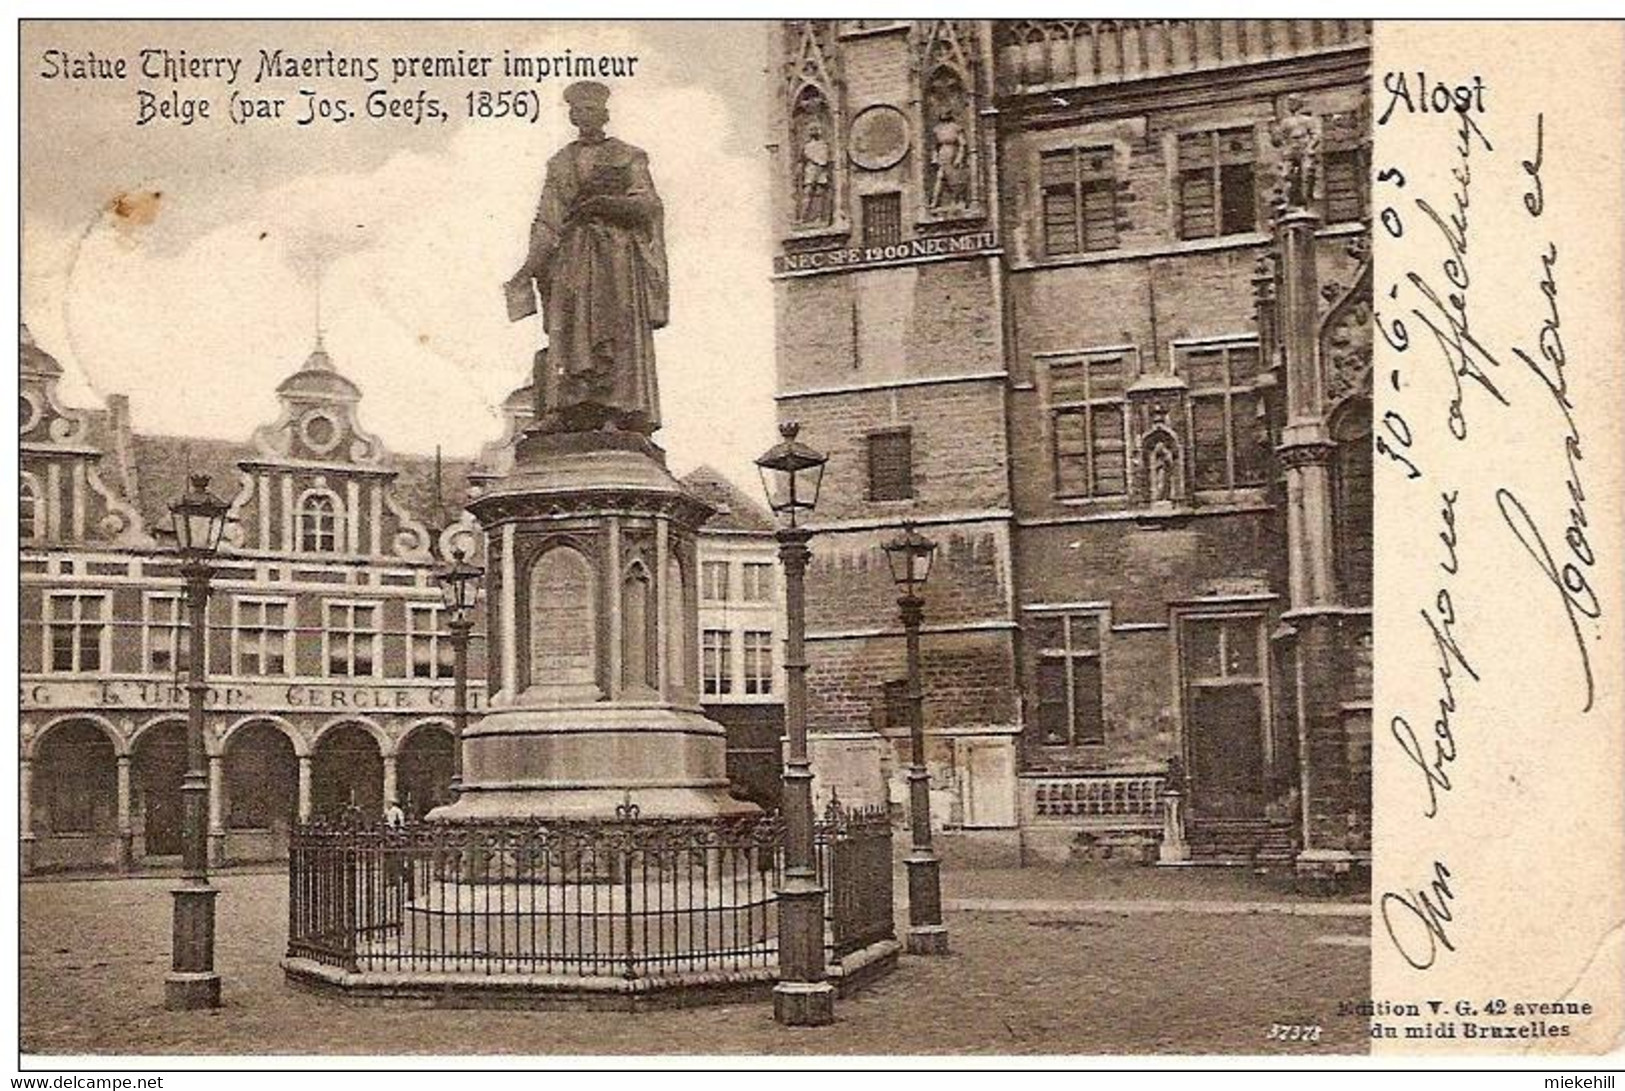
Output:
22,871,1370,1057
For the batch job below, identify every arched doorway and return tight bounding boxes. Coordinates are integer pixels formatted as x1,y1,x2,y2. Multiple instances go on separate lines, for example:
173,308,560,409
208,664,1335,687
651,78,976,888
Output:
132,720,186,861
223,721,299,861
312,723,383,819
397,725,456,820
32,720,119,871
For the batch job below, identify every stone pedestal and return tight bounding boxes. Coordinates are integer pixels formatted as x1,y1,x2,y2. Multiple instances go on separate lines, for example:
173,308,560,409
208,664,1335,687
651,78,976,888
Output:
430,429,756,822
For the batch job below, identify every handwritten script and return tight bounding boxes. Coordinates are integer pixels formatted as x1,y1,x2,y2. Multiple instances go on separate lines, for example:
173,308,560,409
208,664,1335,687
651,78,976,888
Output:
1376,77,1603,972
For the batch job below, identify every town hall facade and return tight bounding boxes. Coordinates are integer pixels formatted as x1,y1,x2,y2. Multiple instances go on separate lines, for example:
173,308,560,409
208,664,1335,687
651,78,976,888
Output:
769,19,1373,875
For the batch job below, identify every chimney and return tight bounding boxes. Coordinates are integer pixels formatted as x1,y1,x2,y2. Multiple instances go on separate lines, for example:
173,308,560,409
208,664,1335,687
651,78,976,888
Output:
105,392,138,501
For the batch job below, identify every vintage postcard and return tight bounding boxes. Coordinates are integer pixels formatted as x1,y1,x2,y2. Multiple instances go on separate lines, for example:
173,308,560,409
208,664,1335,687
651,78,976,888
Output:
9,14,1623,1072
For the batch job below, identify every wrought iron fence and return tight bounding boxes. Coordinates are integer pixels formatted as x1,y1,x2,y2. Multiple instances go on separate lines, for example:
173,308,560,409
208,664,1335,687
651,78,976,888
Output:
287,813,784,979
286,802,896,982
815,799,895,959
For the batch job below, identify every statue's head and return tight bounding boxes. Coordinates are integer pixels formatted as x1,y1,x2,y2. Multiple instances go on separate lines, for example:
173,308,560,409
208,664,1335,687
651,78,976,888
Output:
564,81,611,136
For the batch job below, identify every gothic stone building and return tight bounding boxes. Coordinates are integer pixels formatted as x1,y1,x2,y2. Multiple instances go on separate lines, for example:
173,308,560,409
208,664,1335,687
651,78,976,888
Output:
19,326,782,873
770,19,1373,874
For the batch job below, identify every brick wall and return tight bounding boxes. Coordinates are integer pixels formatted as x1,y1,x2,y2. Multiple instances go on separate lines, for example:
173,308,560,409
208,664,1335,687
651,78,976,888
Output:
807,522,1011,632
776,259,1004,392
806,627,1017,737
782,381,1009,527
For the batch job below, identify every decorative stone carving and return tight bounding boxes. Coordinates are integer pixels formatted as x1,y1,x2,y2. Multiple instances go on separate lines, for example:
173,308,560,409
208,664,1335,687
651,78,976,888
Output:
1268,94,1321,212
621,560,657,694
665,556,687,693
848,104,910,172
1125,378,1189,508
784,21,841,231
916,19,980,217
436,512,482,565
1320,261,1373,411
1146,429,1182,505
925,74,970,210
793,92,835,225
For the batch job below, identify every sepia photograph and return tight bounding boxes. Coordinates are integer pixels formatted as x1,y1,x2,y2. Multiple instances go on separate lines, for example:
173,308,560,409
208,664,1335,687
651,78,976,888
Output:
10,14,1623,1072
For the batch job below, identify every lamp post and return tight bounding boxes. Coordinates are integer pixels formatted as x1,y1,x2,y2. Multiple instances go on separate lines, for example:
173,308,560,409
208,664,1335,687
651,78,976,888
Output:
165,474,230,1010
882,520,947,955
436,547,483,801
755,421,833,1027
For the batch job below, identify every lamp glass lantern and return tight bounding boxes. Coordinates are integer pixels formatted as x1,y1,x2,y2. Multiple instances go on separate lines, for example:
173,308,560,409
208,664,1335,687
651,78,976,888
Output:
755,421,827,528
882,521,937,598
169,474,230,557
437,547,483,620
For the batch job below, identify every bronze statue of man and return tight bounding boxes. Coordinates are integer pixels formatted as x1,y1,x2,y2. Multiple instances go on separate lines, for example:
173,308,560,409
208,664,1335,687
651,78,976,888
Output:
505,81,668,437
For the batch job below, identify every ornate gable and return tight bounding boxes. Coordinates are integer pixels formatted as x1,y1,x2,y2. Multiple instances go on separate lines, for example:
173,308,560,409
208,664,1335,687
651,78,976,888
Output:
226,337,431,561
19,324,150,549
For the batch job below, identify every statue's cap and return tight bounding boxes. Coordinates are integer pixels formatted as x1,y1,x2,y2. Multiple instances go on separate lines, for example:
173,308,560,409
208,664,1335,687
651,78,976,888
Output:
564,81,611,108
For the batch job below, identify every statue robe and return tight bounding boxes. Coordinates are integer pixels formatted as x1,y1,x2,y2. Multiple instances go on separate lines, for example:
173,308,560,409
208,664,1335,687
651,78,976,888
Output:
518,135,668,434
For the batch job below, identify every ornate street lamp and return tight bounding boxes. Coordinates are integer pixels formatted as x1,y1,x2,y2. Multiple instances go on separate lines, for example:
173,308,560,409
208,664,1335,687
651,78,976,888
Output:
436,546,483,800
165,473,230,1010
755,421,833,1027
881,520,948,955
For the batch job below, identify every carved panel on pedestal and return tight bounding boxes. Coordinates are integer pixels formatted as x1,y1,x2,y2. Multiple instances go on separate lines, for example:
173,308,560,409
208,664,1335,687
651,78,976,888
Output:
621,560,658,696
526,543,601,702
666,556,687,696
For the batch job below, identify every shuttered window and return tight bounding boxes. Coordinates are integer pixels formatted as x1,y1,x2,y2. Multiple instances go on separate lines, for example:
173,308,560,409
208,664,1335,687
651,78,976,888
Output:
1178,340,1266,492
1040,146,1119,256
866,429,914,501
1048,352,1129,498
1178,128,1257,239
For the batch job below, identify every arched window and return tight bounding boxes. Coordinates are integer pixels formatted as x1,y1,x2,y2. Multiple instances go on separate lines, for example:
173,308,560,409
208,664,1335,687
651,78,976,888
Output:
20,473,41,542
1330,399,1373,606
298,491,341,553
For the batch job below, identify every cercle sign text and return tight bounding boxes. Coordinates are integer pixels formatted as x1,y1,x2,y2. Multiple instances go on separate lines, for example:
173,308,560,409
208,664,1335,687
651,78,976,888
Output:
21,678,489,714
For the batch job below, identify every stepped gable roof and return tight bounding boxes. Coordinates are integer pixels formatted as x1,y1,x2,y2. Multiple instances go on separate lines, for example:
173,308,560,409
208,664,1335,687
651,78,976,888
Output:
275,336,361,401
680,465,774,535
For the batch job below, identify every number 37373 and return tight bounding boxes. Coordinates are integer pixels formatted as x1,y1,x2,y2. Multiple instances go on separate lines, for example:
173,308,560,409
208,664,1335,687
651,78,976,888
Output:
1267,1023,1323,1043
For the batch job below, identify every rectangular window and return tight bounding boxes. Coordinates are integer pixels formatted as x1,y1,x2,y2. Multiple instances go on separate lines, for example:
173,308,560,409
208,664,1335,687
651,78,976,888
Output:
1178,128,1256,240
861,191,902,248
741,562,775,602
325,601,380,678
866,429,914,502
1321,109,1369,224
45,593,107,674
1176,340,1266,492
702,629,732,696
1048,353,1129,498
1027,612,1105,748
407,603,454,680
1322,147,1368,223
701,561,731,602
143,592,195,675
1040,146,1119,256
234,598,293,677
743,630,774,696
